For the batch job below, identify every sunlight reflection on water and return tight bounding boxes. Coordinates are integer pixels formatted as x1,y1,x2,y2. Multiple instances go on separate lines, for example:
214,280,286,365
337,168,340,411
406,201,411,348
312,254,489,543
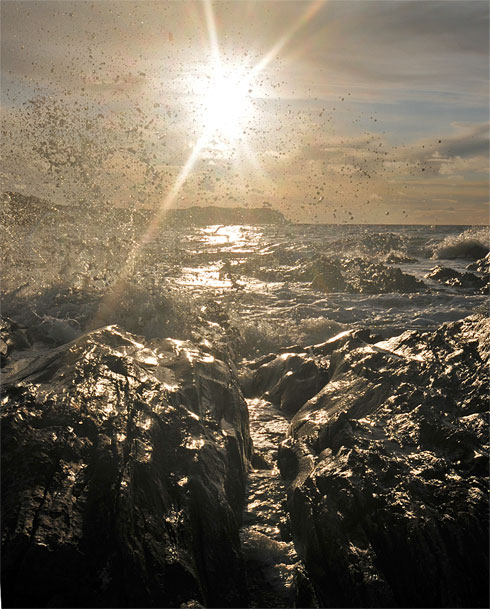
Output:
198,224,263,251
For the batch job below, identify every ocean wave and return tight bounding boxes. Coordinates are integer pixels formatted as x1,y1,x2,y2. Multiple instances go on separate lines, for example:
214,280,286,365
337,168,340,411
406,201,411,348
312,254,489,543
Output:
432,227,489,260
325,231,409,258
1,280,198,346
231,314,345,358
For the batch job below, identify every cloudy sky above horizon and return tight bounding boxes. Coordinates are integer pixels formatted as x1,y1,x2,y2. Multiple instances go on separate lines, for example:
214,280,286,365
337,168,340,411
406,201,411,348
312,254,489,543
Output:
1,0,488,224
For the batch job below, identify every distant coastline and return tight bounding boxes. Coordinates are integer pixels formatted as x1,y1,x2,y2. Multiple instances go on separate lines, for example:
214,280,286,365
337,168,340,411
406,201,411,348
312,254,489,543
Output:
2,192,288,226
3,192,486,227
164,205,288,226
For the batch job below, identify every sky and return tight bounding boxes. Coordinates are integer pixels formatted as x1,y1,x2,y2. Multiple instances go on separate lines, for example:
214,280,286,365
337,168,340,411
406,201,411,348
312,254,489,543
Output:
1,0,489,224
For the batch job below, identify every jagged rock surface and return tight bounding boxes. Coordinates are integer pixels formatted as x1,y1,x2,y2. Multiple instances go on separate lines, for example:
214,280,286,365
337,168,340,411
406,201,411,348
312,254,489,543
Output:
425,265,488,293
1,325,251,608
241,352,330,416
0,317,32,368
467,252,490,274
276,315,489,608
383,252,418,264
236,254,426,294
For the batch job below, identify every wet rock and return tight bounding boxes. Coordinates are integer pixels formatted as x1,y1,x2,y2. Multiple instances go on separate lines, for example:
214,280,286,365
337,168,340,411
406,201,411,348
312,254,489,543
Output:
310,260,347,293
425,266,488,293
467,252,490,273
240,531,298,609
310,328,382,358
179,601,206,609
278,315,489,608
342,258,425,294
425,265,460,282
238,251,424,295
311,271,346,292
251,450,274,470
446,272,488,293
0,317,32,367
243,352,329,415
1,325,251,608
383,252,418,264
307,257,425,294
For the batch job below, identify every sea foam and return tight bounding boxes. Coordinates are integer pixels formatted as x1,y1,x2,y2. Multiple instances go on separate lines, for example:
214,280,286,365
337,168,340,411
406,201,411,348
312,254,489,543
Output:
432,227,489,260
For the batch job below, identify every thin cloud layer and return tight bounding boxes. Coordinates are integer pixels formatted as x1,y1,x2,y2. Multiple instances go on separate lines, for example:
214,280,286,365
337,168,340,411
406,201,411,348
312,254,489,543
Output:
1,0,488,224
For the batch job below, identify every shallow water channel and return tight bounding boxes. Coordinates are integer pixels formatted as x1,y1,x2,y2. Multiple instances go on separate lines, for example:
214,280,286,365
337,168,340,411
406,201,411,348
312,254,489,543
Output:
240,398,301,608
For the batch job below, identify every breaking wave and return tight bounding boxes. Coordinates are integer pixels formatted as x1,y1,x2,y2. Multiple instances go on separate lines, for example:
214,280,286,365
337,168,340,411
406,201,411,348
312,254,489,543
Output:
432,227,489,260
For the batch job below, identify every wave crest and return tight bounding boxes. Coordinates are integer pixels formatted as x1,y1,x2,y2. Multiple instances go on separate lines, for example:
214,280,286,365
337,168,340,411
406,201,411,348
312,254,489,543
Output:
432,228,489,260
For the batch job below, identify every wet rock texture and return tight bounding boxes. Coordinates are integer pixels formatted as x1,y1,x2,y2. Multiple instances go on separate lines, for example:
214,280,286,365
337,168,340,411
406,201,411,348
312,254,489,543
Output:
1,325,251,608
241,352,330,416
329,257,425,294
467,252,490,274
0,317,31,368
238,254,426,294
425,265,488,294
276,315,489,608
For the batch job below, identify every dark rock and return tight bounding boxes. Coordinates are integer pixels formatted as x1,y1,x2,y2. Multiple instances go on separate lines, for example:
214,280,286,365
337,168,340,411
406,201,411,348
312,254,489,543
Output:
425,266,488,293
278,315,489,608
425,265,461,282
237,252,425,294
467,252,490,273
310,260,347,293
244,352,329,415
0,317,32,367
179,601,206,609
1,325,251,608
383,252,418,264
342,258,425,294
240,531,297,608
251,450,274,470
293,563,319,608
446,271,488,292
307,256,425,294
311,328,382,358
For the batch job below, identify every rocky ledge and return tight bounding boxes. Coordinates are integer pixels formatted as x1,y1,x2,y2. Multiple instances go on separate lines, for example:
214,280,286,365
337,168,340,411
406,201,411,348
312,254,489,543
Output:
2,314,488,608
271,315,489,608
1,325,251,608
237,255,426,294
425,265,488,294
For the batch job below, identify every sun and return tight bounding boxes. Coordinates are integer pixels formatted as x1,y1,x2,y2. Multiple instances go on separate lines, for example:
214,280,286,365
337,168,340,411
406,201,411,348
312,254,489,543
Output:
198,61,255,142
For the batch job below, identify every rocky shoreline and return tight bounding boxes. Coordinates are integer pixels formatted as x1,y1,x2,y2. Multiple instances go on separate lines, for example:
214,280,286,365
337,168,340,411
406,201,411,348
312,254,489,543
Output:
1,314,489,607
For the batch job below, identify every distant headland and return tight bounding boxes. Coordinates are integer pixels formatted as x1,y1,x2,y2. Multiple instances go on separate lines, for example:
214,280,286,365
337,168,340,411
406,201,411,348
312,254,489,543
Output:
164,205,288,226
2,192,288,226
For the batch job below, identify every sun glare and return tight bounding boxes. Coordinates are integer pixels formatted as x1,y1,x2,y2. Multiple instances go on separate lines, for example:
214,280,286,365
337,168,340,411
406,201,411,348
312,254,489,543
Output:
199,62,255,141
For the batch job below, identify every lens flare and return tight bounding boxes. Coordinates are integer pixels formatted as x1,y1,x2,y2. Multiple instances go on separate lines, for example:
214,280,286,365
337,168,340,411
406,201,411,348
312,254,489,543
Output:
201,64,253,139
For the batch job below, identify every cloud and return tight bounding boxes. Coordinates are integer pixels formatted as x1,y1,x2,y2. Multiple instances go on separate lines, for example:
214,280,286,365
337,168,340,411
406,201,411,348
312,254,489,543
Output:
434,122,489,158
294,0,489,104
438,156,489,177
398,122,490,177
347,1,488,55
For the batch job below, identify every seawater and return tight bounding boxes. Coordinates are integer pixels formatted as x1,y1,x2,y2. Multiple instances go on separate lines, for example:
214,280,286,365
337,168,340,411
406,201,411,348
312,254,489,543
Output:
1,210,488,358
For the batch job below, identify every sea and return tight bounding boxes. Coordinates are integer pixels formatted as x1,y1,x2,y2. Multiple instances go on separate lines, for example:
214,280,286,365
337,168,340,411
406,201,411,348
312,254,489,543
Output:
1,204,488,360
